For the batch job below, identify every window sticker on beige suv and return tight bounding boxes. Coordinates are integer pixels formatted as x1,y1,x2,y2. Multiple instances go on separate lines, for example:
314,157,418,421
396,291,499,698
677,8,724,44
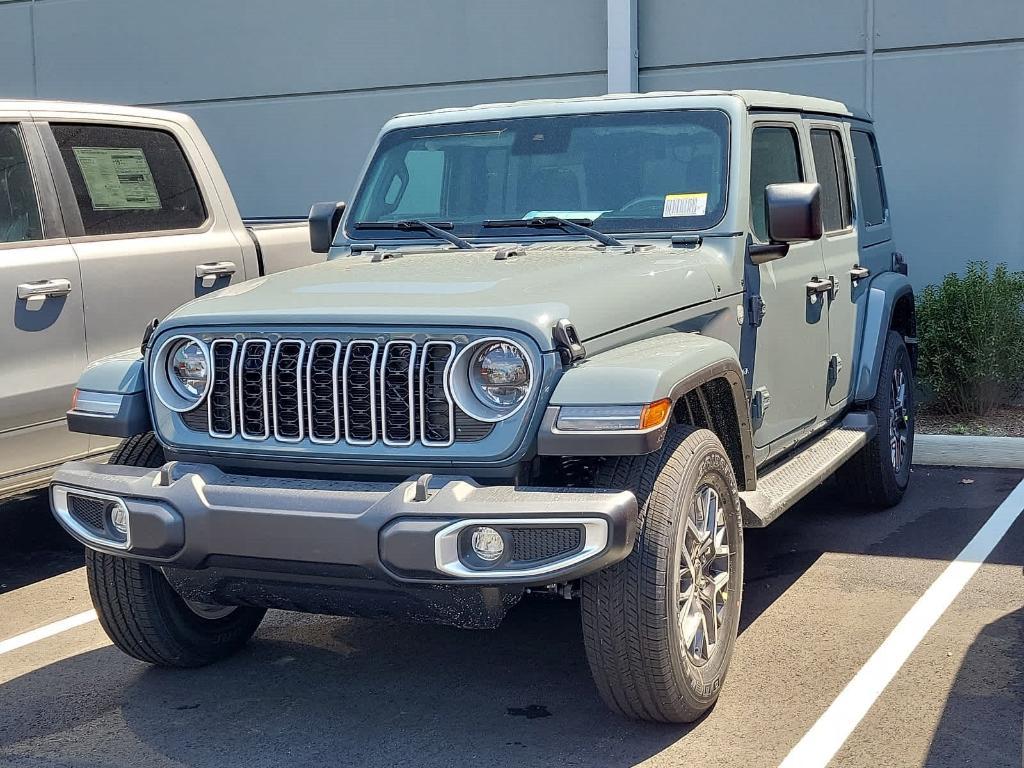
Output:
72,147,161,211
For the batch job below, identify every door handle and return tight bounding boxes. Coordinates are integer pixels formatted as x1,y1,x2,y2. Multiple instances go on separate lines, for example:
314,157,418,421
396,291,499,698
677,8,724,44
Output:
17,278,72,300
195,261,237,279
806,276,836,299
849,265,871,282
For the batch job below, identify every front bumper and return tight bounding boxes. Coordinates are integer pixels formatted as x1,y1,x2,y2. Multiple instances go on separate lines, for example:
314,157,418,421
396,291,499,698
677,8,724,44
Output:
50,461,637,590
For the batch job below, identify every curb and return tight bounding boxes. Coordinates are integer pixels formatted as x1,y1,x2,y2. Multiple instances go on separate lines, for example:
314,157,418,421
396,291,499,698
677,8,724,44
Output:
913,434,1024,469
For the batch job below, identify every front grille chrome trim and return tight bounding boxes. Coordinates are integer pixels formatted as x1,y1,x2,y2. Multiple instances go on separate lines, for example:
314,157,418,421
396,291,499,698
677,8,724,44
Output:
207,339,238,439
342,340,380,446
238,339,271,441
306,339,343,445
271,339,307,443
380,340,417,447
419,340,456,448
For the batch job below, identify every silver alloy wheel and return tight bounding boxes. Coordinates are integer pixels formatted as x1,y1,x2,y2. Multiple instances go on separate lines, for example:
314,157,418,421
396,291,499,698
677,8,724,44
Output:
678,484,731,666
183,599,237,620
889,366,909,473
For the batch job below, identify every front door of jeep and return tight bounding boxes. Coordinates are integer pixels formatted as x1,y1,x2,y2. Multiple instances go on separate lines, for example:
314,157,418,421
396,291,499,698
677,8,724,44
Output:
745,121,830,454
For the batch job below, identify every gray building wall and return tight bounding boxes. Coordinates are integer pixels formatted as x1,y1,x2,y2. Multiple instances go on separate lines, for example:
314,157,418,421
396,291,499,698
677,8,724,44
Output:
1,0,1021,288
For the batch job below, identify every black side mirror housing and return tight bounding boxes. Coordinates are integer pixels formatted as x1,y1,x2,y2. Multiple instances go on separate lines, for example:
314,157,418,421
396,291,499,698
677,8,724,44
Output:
766,182,822,243
309,201,346,254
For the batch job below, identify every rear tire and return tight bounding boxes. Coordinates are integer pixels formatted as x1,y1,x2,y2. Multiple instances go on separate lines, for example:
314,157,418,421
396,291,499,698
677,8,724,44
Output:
836,331,914,508
581,426,744,723
86,433,266,667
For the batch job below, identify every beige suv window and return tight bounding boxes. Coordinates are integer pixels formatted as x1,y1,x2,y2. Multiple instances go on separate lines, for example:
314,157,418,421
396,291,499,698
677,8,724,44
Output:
0,124,43,244
51,123,207,237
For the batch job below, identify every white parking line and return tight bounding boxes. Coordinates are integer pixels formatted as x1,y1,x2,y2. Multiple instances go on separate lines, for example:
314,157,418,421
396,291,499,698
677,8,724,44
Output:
0,610,97,656
780,477,1024,768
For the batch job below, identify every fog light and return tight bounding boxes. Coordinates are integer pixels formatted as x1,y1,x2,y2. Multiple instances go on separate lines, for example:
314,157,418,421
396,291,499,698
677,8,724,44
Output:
470,526,504,562
109,502,129,536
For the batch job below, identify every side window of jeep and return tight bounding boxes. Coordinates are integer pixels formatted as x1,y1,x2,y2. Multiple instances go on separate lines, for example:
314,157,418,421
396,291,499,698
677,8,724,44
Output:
810,128,853,233
749,125,803,243
851,129,888,226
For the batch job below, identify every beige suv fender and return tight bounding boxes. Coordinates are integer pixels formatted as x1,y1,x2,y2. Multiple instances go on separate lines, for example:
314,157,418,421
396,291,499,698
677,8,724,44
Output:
537,333,756,491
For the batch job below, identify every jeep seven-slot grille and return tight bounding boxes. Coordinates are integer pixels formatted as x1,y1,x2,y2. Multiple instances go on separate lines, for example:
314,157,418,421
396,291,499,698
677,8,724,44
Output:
197,337,491,447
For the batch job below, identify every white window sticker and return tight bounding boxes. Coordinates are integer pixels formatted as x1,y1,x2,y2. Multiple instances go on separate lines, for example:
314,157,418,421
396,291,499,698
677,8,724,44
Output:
72,147,161,211
662,193,708,218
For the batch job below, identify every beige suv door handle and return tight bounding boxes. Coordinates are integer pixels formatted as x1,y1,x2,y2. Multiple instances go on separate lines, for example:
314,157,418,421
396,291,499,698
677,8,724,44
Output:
17,278,72,299
195,261,237,279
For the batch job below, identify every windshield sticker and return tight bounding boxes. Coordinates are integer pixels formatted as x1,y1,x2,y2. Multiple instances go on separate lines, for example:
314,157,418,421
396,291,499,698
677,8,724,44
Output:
524,210,609,220
662,193,707,218
72,147,162,211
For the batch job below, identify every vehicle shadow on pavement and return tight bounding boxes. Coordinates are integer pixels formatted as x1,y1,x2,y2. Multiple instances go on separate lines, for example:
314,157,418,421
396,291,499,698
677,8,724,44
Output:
740,466,1024,632
925,511,1023,768
0,490,83,595
0,600,693,768
923,605,1023,768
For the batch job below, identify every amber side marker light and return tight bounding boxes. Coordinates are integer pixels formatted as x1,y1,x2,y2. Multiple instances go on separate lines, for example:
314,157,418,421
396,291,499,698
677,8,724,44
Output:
640,398,672,430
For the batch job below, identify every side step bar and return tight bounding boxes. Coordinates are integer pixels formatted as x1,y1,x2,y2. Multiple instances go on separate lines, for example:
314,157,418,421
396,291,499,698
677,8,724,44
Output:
739,412,877,527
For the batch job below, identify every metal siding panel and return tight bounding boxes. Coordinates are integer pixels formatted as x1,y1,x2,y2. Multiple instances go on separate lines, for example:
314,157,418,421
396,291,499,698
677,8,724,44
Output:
874,0,1024,49
180,72,607,217
639,56,867,111
638,0,867,68
0,3,36,98
873,44,1024,288
32,0,606,105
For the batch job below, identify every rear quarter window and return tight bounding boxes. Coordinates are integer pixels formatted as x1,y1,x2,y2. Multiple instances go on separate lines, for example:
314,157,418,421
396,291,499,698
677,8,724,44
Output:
51,123,207,236
851,130,887,226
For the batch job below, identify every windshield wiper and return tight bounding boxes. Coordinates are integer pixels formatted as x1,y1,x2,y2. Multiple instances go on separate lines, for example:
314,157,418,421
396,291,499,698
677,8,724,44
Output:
483,217,623,247
356,220,477,250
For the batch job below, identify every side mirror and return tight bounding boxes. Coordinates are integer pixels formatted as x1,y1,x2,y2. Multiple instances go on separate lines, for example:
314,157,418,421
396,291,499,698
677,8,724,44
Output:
766,182,822,243
309,201,346,254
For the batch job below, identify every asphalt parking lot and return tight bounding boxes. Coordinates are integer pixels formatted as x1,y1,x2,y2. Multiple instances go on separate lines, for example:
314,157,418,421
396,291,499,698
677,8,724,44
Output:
1,466,1021,768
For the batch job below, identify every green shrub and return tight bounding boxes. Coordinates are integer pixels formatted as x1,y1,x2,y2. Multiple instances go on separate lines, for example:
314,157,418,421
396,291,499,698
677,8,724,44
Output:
917,261,1024,416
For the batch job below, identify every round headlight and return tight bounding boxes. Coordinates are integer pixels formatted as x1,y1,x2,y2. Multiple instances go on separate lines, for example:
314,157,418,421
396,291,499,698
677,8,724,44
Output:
168,340,209,400
470,341,531,410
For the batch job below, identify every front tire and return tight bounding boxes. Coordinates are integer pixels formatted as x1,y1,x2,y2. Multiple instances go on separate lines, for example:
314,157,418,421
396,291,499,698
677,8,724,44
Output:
86,433,266,667
581,426,744,723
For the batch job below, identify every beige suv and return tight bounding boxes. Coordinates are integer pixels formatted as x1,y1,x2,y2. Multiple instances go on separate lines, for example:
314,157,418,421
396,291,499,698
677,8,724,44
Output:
1,101,320,498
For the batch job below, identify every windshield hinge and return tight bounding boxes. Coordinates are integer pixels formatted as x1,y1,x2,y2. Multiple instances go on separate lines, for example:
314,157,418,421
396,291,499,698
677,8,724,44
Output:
553,319,586,364
671,234,703,249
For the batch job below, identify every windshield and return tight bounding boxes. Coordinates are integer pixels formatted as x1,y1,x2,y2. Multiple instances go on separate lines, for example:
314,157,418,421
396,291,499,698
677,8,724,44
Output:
347,109,730,241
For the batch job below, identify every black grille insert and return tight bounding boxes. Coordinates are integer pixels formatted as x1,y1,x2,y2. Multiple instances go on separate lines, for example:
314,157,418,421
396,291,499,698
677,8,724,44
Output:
68,494,107,533
421,342,454,446
381,341,415,445
511,527,583,563
209,340,237,436
273,340,305,440
308,341,340,442
344,341,378,443
239,340,270,439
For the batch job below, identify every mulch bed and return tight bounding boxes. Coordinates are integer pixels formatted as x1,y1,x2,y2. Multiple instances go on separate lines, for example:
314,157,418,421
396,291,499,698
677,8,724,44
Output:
916,404,1024,438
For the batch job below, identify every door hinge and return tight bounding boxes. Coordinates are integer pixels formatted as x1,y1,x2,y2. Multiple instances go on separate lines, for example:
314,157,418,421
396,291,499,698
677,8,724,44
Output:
748,294,767,326
828,353,843,386
751,386,771,422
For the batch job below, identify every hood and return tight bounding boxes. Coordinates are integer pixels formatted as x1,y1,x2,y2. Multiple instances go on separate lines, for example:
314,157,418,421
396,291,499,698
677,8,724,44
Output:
165,242,722,351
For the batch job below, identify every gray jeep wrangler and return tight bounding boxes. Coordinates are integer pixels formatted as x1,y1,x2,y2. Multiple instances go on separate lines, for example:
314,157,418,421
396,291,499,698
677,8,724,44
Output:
52,90,915,723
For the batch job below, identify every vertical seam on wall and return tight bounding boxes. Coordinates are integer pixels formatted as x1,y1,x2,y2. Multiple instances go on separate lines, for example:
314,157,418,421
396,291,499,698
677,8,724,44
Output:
29,0,38,97
865,0,875,115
